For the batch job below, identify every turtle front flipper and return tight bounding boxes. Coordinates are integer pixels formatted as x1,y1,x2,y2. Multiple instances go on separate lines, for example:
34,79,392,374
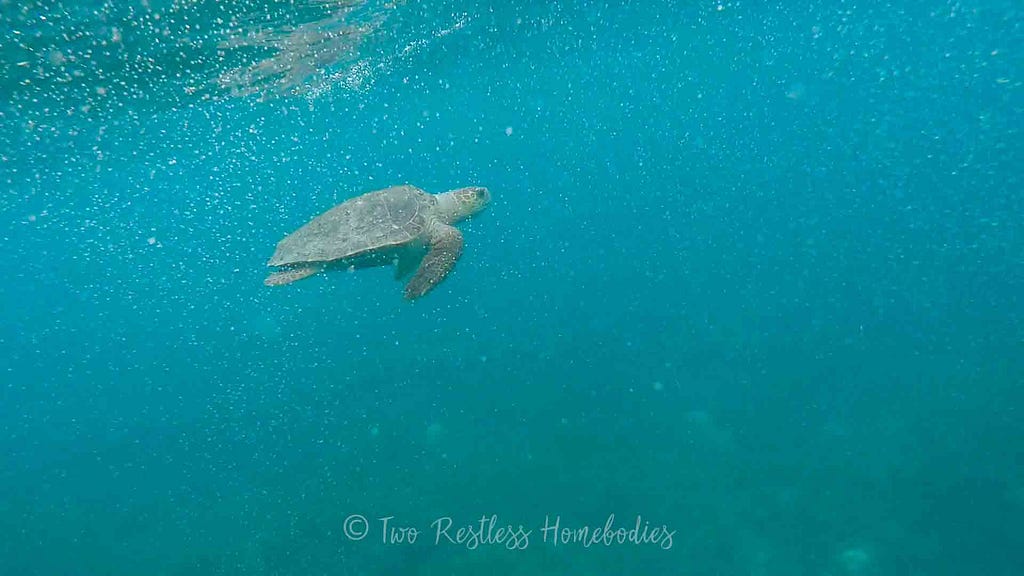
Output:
393,246,425,281
404,224,463,299
264,264,323,286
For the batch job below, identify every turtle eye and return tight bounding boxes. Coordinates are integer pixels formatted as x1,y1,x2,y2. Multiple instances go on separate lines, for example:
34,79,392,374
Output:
475,189,485,199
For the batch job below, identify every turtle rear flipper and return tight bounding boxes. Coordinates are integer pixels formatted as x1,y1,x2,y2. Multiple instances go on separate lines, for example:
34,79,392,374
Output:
404,225,463,299
264,264,322,286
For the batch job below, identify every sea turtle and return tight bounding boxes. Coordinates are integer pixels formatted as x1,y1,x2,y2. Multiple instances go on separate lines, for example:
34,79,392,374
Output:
264,184,491,299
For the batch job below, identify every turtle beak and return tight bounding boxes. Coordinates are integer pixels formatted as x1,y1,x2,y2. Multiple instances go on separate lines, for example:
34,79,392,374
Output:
473,187,491,207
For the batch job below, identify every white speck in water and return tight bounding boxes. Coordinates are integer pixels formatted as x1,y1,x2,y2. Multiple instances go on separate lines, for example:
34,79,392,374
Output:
505,126,513,136
147,237,157,245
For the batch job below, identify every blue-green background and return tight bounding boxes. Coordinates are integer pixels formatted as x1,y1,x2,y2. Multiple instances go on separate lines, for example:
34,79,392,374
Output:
1,1,1022,574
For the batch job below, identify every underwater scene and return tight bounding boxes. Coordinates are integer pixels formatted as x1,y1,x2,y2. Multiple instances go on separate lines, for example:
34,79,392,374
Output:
1,1,1022,574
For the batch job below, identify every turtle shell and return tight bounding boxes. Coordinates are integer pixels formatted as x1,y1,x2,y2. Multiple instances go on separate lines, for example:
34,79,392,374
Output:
267,185,434,267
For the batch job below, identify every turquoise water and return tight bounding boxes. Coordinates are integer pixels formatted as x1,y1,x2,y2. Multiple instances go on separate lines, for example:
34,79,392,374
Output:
2,1,1022,574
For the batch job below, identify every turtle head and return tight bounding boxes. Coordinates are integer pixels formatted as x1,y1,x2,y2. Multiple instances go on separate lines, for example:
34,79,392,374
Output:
437,186,491,223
